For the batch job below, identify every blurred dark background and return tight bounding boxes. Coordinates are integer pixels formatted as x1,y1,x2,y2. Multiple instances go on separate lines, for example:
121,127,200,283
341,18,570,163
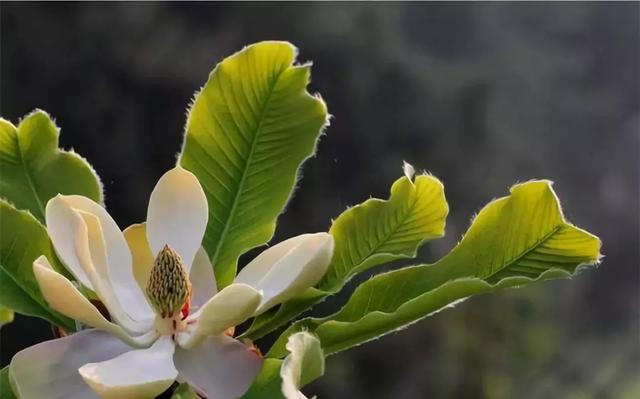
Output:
1,2,638,398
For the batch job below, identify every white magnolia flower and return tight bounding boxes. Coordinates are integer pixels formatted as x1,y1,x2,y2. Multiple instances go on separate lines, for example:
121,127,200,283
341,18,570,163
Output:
9,166,334,399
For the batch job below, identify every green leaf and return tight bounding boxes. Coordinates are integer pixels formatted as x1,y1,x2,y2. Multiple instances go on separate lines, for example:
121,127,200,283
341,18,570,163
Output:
0,366,16,399
0,304,14,327
268,180,601,357
171,383,200,399
0,200,74,330
0,110,103,223
241,359,285,399
243,169,448,340
322,168,448,290
280,332,325,399
179,41,328,287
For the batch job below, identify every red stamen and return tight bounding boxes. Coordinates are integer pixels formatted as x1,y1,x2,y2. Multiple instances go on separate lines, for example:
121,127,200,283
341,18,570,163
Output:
181,301,190,320
181,282,193,320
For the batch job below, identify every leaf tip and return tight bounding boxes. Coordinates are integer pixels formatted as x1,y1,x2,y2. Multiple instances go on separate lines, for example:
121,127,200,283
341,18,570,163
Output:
402,161,415,181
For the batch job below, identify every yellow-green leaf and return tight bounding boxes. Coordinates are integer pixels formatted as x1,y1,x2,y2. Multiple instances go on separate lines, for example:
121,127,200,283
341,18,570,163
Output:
321,169,448,290
244,168,448,339
0,110,102,223
269,181,601,357
0,200,74,330
0,304,14,327
179,41,328,287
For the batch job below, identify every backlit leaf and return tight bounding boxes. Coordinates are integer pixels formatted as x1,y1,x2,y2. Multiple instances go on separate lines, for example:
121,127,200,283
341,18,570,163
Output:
0,200,74,330
244,169,448,339
180,41,328,287
268,181,601,356
0,110,102,223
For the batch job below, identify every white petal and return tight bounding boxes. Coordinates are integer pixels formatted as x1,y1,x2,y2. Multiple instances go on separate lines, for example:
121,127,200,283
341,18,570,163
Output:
62,195,154,324
146,166,208,271
47,197,150,333
280,332,325,399
73,211,153,334
177,284,261,349
235,233,334,314
33,256,157,348
46,195,94,288
123,223,155,290
174,335,263,399
9,330,132,399
190,247,217,309
79,336,177,399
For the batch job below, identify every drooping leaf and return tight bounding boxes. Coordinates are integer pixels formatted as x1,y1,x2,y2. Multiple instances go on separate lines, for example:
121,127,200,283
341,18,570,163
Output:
0,200,74,330
280,332,325,399
0,110,103,223
179,41,328,287
243,168,448,339
0,304,14,327
171,383,200,399
268,181,601,357
0,366,16,399
241,359,285,399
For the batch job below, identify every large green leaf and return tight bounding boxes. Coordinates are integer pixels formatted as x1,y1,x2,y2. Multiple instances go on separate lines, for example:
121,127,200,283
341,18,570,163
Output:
179,41,328,287
243,168,448,339
0,366,16,399
268,181,601,357
0,200,74,330
0,110,102,223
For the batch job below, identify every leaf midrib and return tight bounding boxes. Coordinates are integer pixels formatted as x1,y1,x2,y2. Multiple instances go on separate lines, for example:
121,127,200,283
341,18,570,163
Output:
330,192,421,287
325,224,565,327
13,130,46,221
316,226,566,354
482,224,562,282
209,68,286,272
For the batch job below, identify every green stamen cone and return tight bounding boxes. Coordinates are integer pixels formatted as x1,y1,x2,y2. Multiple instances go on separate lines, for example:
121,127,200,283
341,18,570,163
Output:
146,244,189,318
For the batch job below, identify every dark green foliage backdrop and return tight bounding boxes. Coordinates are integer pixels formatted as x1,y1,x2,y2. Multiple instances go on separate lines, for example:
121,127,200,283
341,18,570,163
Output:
1,3,638,398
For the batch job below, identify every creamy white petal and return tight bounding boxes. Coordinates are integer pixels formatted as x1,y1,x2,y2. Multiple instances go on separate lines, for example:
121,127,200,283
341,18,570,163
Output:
235,233,334,314
123,223,155,291
177,284,261,349
62,195,154,323
79,336,177,399
146,166,208,271
234,235,309,288
33,256,157,348
280,332,325,399
73,211,153,335
174,335,263,399
46,195,94,289
9,330,132,399
190,247,217,309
